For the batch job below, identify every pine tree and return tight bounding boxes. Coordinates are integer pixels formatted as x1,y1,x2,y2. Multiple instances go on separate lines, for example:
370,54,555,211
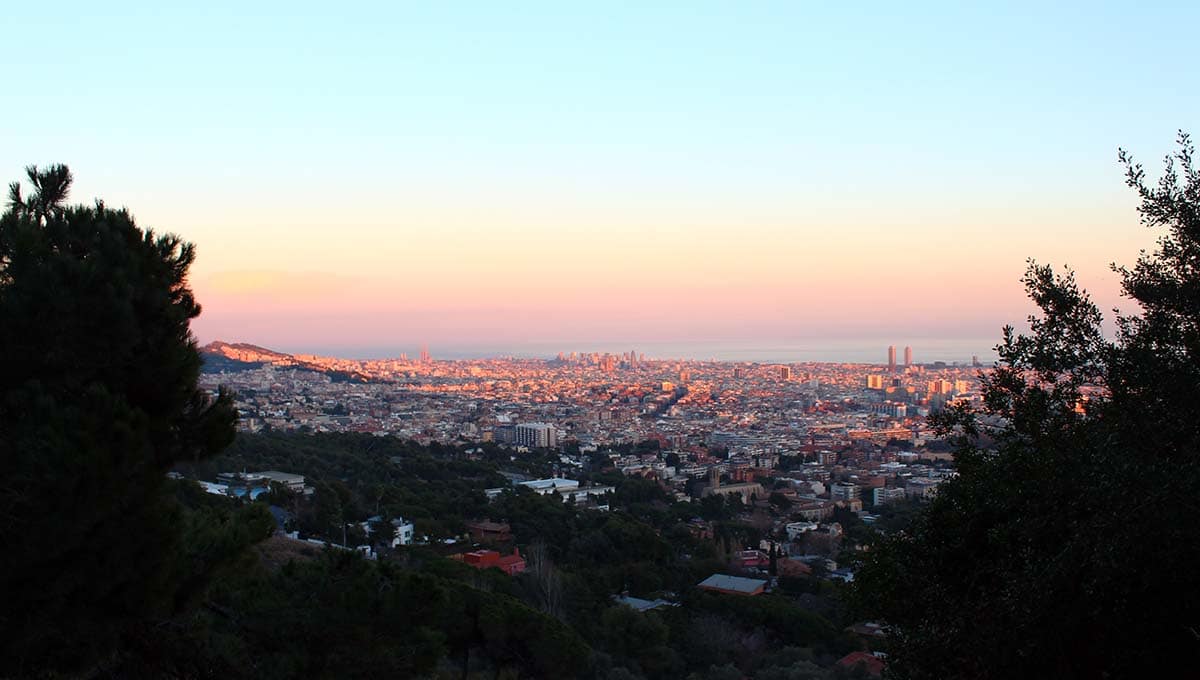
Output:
853,133,1200,678
0,165,238,674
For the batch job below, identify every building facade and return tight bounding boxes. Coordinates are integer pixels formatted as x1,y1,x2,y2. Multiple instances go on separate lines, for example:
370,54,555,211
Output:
515,422,557,448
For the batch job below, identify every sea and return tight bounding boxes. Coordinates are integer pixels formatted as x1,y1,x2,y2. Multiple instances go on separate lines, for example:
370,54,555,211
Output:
299,339,1002,366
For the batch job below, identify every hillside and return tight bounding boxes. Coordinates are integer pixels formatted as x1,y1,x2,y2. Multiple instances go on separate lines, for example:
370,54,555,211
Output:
200,341,368,382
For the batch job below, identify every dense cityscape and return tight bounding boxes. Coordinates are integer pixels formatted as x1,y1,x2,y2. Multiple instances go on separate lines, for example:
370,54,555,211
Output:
202,341,986,451
5,1,1196,676
195,341,980,554
173,341,990,676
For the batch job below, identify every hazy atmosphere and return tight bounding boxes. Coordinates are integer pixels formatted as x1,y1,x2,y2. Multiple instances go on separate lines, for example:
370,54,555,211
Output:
6,2,1195,358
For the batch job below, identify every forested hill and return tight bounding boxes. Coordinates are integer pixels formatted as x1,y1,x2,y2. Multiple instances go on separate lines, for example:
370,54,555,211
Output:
163,431,867,679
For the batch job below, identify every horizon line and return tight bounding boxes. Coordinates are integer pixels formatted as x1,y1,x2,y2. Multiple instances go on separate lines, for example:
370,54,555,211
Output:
202,337,1000,365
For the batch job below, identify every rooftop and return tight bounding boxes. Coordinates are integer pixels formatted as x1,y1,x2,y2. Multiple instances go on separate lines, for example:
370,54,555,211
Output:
614,595,677,612
698,574,767,594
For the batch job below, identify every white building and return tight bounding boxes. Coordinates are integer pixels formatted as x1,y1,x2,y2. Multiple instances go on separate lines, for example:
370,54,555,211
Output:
831,482,859,501
785,521,819,540
517,478,613,508
362,515,416,547
520,478,580,495
872,487,906,506
217,470,306,492
391,517,415,546
905,478,941,499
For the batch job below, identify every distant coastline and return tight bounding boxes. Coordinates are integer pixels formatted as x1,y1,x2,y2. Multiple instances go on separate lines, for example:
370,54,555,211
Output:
229,339,1001,365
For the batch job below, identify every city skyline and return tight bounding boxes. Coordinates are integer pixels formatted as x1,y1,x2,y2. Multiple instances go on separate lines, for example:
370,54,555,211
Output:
5,3,1194,351
205,337,996,366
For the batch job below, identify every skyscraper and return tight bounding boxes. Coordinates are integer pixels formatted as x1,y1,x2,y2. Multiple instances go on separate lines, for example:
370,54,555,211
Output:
888,345,897,372
904,346,913,366
780,366,792,380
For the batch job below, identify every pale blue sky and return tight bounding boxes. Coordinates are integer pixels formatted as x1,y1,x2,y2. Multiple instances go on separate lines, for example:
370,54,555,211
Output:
7,2,1195,184
3,2,1196,357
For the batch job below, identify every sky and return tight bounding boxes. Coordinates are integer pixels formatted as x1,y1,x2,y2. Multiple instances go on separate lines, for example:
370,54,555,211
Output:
3,2,1197,361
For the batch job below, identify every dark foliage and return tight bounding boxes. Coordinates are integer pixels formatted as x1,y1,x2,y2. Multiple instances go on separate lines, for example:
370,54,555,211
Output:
854,134,1200,678
177,430,508,539
190,431,856,678
0,166,239,675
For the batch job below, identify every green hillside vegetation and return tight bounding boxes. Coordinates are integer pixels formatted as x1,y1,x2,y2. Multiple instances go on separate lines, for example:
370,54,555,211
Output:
173,431,861,679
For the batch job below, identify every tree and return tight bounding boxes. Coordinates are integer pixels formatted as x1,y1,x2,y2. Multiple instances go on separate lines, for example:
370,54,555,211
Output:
521,541,566,621
370,514,397,548
0,165,238,674
853,133,1200,678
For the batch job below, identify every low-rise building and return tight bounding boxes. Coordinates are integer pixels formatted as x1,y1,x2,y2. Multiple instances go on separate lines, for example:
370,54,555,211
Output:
698,573,767,596
391,517,415,546
733,550,769,570
905,478,941,499
455,548,526,576
466,520,512,543
872,487,906,506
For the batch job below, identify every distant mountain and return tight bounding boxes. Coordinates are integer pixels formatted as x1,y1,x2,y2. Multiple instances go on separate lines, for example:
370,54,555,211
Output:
199,341,368,382
199,351,265,373
201,341,302,367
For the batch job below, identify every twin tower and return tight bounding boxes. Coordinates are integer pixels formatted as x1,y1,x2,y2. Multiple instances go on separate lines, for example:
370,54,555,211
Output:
887,345,913,371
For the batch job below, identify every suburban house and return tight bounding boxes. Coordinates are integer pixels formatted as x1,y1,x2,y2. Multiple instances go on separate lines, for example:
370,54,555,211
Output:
836,651,885,677
454,548,526,576
466,520,513,543
733,550,770,570
361,515,415,547
390,517,415,546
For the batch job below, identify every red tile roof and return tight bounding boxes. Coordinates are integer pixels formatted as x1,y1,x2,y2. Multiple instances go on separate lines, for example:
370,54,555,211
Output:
836,651,885,676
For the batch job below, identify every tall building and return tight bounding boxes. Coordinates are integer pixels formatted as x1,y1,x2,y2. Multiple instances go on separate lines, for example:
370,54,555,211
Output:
419,344,430,363
779,366,792,380
887,345,897,372
929,379,953,395
904,346,913,366
515,423,557,448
